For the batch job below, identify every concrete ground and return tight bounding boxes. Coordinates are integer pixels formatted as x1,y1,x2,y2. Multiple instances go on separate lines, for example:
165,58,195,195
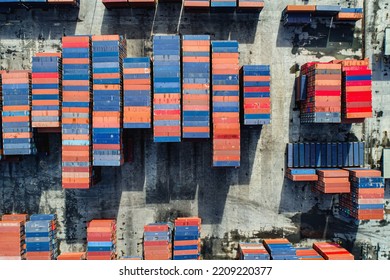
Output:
0,0,389,259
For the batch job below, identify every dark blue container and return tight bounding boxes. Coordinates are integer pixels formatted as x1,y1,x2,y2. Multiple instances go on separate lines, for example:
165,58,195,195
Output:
337,143,343,167
304,143,310,167
326,143,332,167
299,143,305,167
353,142,359,166
293,143,299,167
331,143,337,167
287,144,293,167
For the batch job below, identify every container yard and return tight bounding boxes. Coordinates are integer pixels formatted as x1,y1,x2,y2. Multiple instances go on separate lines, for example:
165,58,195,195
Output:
0,0,389,262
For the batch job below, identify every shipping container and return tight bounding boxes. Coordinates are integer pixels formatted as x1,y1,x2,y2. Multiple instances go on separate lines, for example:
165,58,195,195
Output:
153,35,181,142
92,35,126,167
101,0,156,8
31,53,62,128
299,62,342,123
238,0,264,12
143,222,173,260
212,41,240,167
313,242,354,260
47,0,80,7
340,168,385,220
336,8,363,21
263,239,298,260
315,168,350,194
241,65,271,125
57,252,86,260
123,57,151,129
287,142,364,168
285,168,318,182
1,71,36,155
0,0,80,8
87,219,116,260
173,217,201,260
0,214,28,260
237,242,270,260
102,0,129,8
61,36,93,189
295,248,324,260
182,35,210,139
184,0,209,10
25,214,58,260
0,71,3,160
282,5,362,25
315,5,341,15
210,0,236,9
338,59,372,121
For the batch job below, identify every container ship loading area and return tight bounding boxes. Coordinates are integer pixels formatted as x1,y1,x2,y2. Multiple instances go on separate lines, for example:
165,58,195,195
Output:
0,0,389,260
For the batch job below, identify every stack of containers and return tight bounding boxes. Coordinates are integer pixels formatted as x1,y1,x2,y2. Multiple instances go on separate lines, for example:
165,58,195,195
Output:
282,5,314,26
340,168,385,220
315,168,350,194
313,242,354,260
183,0,209,10
143,223,173,260
0,71,3,159
300,62,342,123
295,248,324,260
241,65,271,125
210,0,236,9
287,142,364,168
31,53,62,128
237,242,270,260
283,5,316,13
238,0,264,12
182,35,210,139
87,219,116,260
173,217,201,260
1,71,35,155
153,35,181,142
25,214,58,260
123,57,151,129
211,41,240,167
57,252,87,260
285,168,318,182
336,8,363,21
263,239,298,260
61,36,92,189
340,59,372,121
0,214,28,260
283,13,311,26
92,35,126,166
